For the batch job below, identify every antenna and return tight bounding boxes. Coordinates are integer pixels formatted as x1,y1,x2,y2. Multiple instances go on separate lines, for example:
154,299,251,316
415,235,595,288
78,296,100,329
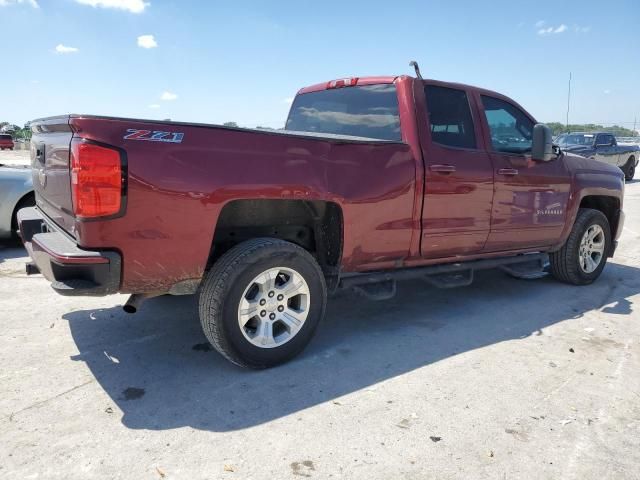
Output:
565,72,572,133
409,61,423,80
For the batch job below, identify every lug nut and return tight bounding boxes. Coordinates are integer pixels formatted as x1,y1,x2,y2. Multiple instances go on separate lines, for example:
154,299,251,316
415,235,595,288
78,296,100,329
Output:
277,294,284,301
260,310,266,317
269,313,276,320
260,299,266,306
278,305,284,312
268,291,275,298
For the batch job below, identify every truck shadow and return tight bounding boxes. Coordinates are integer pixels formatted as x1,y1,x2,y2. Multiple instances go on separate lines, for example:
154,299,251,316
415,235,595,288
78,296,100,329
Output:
63,262,639,432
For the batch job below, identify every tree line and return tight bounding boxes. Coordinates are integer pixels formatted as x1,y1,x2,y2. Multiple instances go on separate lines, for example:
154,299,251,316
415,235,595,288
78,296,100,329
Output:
547,122,637,137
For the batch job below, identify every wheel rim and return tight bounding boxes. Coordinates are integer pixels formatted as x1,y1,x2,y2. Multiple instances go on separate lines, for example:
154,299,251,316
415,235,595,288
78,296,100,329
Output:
237,267,310,348
578,224,605,274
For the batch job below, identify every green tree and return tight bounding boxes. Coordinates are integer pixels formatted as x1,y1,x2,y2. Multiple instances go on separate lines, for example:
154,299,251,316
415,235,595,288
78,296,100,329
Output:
223,122,238,128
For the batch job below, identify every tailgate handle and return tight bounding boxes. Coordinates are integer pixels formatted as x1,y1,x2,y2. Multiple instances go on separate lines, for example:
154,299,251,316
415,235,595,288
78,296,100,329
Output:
497,168,519,176
430,164,456,173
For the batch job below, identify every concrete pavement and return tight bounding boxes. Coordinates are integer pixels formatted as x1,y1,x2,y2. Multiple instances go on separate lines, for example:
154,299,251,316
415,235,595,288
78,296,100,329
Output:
1,149,639,479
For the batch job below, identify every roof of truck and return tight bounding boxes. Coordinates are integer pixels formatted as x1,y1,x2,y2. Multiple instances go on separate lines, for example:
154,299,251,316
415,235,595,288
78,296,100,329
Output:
296,75,518,100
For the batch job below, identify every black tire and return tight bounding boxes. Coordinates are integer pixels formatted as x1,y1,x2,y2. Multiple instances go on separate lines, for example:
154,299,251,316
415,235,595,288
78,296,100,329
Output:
549,208,610,285
624,156,636,181
198,238,327,368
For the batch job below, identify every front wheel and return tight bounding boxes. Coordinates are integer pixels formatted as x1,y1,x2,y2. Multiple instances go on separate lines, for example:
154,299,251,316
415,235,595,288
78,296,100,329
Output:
624,156,636,181
549,208,610,285
198,238,327,368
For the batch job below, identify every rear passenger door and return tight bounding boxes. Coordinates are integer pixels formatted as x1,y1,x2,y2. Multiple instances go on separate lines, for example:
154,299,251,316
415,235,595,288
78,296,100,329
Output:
416,82,494,259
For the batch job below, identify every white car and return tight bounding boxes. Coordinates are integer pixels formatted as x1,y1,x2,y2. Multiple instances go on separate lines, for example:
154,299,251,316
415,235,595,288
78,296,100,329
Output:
0,164,34,239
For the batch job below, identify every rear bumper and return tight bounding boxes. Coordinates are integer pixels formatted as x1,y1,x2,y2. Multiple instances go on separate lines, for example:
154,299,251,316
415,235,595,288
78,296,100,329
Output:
17,207,121,296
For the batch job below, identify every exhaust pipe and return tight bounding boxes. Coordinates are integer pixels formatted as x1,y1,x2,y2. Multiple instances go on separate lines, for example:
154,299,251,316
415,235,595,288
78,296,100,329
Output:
123,293,162,314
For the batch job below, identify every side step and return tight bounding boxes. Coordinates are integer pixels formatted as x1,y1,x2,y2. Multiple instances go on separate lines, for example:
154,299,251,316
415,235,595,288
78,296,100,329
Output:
499,256,549,280
339,253,547,294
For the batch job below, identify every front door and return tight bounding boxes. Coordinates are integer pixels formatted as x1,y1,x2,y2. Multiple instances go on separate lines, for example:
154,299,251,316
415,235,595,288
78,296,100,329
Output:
416,82,494,259
477,94,572,252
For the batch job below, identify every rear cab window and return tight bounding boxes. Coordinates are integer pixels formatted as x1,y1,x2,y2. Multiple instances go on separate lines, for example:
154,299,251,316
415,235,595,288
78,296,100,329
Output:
0,134,13,140
285,84,402,141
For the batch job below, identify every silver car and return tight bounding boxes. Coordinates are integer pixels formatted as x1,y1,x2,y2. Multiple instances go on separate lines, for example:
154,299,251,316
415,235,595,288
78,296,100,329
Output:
0,164,34,239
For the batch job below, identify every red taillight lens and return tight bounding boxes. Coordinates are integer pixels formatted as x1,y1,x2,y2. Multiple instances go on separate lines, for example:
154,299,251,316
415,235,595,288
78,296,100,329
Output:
71,140,123,218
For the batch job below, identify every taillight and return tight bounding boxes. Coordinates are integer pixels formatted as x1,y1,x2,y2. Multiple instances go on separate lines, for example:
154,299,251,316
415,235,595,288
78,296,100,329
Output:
70,139,124,218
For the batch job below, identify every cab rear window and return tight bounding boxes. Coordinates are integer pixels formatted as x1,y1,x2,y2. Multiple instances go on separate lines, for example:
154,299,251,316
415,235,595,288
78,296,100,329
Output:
285,84,401,141
0,134,13,140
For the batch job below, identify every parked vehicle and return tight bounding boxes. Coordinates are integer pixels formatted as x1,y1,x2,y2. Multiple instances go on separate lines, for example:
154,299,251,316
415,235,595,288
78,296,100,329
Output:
0,164,34,239
555,132,639,180
19,71,625,368
0,134,15,151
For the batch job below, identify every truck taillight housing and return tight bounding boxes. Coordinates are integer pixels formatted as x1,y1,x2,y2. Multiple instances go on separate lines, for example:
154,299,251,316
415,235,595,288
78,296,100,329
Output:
70,139,124,218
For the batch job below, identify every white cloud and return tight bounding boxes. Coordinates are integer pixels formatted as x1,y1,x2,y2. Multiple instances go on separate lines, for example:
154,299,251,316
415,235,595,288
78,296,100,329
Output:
537,24,568,36
534,20,545,28
284,97,294,105
55,44,79,54
575,25,591,33
160,91,177,101
0,0,39,7
74,0,149,14
148,104,160,109
604,90,611,95
137,34,157,49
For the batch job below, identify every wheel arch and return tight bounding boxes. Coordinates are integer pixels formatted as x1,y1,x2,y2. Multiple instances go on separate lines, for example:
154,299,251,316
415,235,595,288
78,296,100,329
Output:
207,199,343,285
578,195,621,250
10,190,36,232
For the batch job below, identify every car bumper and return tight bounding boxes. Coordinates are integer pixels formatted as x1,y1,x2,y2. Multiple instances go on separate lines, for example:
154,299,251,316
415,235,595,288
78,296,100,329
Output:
17,207,121,296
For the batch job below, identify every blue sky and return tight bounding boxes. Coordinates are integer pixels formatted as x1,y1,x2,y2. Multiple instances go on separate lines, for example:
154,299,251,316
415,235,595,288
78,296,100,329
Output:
1,0,639,129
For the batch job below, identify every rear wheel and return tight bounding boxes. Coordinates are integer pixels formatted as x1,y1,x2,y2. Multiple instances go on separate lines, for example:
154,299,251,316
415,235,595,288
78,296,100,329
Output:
624,156,636,181
549,208,610,285
198,238,327,368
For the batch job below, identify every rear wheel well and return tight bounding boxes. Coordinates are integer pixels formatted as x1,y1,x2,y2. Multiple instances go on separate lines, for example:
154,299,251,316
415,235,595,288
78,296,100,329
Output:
208,199,343,281
578,195,620,243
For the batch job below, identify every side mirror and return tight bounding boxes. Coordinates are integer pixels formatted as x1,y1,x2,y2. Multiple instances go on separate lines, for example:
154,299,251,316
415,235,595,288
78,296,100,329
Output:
531,123,554,162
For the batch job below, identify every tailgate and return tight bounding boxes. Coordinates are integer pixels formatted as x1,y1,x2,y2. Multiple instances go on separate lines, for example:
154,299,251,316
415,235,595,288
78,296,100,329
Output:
30,116,75,235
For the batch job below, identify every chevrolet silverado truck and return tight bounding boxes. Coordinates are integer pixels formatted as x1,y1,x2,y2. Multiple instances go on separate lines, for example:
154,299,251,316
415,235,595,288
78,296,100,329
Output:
555,132,639,180
19,70,625,368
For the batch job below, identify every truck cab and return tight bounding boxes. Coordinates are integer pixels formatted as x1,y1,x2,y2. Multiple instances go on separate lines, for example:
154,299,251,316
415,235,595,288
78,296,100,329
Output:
286,76,574,258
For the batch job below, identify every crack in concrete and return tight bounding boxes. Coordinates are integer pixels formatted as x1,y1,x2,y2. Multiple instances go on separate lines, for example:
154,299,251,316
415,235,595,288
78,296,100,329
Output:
4,379,95,423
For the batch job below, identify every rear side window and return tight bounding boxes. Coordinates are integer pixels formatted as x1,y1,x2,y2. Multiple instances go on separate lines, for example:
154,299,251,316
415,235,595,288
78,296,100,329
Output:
285,84,401,141
0,134,12,140
424,85,476,149
597,134,613,145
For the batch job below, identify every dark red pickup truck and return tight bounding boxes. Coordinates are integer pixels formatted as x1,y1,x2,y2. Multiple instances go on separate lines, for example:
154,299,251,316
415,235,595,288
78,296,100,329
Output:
19,72,625,368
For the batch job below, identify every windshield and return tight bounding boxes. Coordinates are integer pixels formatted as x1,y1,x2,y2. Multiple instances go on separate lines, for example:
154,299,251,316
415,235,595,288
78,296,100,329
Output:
285,84,401,141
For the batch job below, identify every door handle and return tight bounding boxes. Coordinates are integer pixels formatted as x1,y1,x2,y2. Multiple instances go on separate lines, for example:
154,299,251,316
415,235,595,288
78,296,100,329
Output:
430,164,456,173
497,168,518,176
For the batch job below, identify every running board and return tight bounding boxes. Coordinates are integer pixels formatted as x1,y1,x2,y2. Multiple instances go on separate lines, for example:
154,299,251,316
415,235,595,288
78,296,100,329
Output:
339,253,548,290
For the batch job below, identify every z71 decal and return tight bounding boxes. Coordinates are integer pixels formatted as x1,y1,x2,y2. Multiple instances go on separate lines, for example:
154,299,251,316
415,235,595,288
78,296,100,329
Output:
123,129,184,143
